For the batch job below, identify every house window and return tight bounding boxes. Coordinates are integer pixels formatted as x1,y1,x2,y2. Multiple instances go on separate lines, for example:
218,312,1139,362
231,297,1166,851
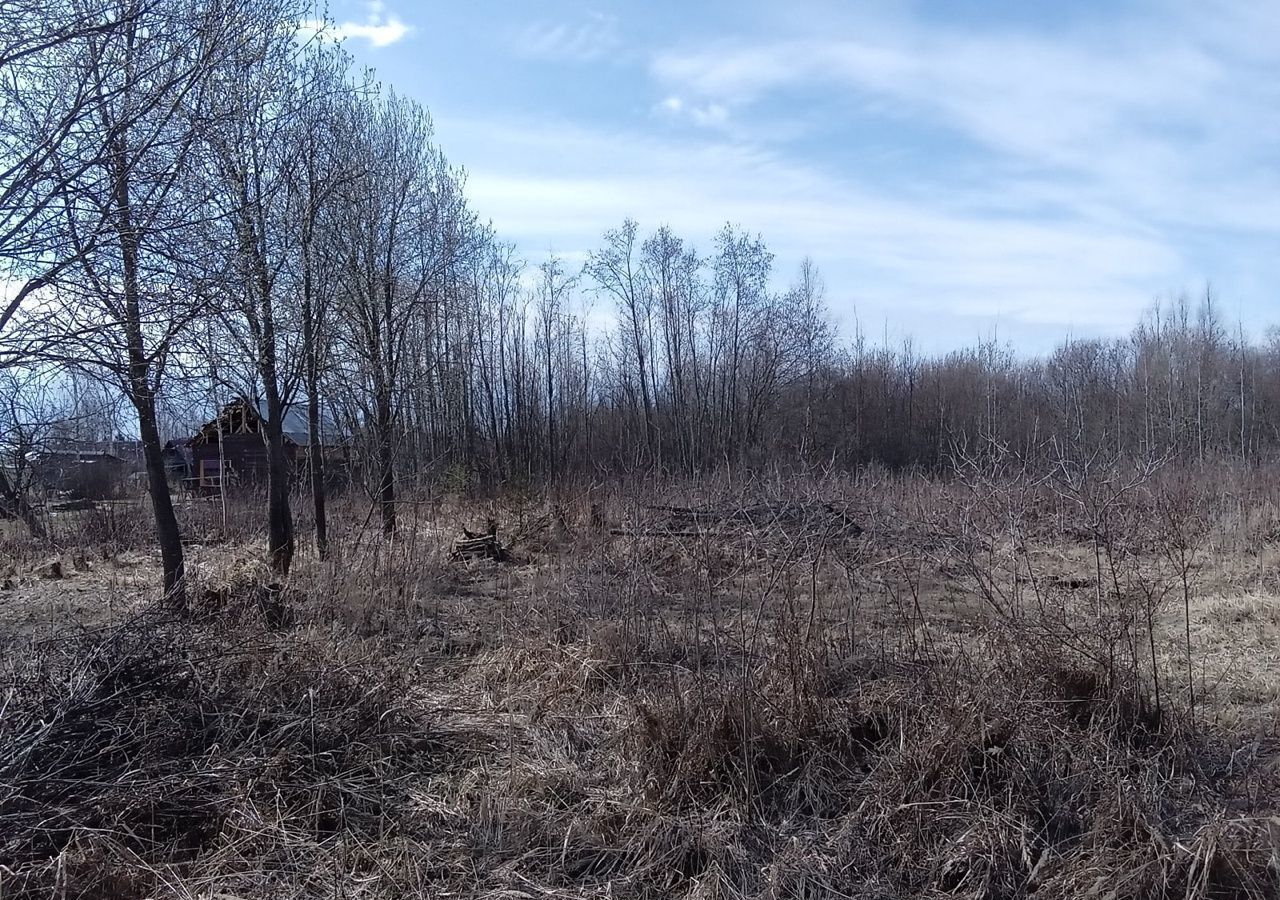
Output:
199,458,222,487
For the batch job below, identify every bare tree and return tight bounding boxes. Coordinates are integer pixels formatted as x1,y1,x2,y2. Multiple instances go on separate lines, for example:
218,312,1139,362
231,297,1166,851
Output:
197,0,311,575
711,224,772,462
0,0,144,349
26,0,240,607
585,219,657,466
533,254,576,481
786,258,832,462
284,40,358,559
641,226,703,475
333,89,475,535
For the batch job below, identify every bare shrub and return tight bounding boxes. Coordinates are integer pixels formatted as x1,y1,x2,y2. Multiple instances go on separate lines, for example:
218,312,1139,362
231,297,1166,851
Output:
0,613,445,898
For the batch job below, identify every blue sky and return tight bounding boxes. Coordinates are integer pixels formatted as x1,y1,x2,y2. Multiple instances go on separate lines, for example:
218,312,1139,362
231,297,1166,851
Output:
330,0,1279,351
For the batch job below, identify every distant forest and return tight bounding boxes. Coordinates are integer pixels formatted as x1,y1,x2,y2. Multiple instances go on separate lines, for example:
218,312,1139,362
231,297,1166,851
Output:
2,2,1278,602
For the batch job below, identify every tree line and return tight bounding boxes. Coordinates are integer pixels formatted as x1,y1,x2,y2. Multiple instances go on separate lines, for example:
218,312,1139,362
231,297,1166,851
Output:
2,1,1278,606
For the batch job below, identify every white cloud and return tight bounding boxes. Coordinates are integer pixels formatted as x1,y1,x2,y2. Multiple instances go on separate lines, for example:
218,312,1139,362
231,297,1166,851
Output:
654,34,1197,163
331,0,411,48
443,115,1186,343
655,95,729,128
648,14,1280,233
513,13,620,62
431,2,1280,347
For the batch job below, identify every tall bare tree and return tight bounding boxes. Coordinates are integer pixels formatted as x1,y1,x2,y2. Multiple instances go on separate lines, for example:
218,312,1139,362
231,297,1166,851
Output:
197,0,312,575
333,89,476,534
586,219,657,466
27,0,239,607
283,41,358,559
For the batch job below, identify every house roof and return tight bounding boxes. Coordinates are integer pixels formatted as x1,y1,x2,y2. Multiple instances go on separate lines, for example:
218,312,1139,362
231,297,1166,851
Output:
44,439,145,459
192,397,341,447
271,402,337,446
32,449,126,464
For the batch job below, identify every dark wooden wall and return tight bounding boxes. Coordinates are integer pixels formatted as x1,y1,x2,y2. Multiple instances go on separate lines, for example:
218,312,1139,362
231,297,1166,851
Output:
190,434,297,487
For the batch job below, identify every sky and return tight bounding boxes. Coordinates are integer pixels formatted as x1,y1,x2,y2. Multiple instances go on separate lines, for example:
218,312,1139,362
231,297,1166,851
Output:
328,0,1280,352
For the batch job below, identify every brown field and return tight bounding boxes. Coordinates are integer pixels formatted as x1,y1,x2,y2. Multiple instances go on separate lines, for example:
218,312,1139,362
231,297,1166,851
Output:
2,465,1280,899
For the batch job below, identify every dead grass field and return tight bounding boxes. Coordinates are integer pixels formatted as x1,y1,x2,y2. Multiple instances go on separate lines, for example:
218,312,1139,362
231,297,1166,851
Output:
2,466,1279,898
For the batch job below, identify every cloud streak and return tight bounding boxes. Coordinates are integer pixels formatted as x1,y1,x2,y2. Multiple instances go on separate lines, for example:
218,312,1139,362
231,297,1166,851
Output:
649,14,1280,233
655,95,728,128
513,13,620,62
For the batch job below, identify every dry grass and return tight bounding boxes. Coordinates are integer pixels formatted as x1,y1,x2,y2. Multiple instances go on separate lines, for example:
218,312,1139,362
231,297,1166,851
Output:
2,466,1279,898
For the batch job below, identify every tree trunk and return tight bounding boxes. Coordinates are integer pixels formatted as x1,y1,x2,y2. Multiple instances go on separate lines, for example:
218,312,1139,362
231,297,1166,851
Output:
376,388,395,536
298,165,327,558
256,266,293,576
136,394,185,609
261,384,294,575
0,467,46,540
305,342,327,558
114,129,185,609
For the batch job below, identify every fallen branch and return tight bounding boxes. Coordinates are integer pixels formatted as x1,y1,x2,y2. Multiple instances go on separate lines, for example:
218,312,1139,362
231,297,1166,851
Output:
451,533,508,561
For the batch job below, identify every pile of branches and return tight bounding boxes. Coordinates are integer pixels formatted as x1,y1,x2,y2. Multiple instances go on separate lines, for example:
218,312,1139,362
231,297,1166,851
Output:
0,613,444,898
618,499,863,542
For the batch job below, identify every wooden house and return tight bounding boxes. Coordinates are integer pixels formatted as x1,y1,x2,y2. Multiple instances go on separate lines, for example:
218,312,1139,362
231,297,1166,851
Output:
187,398,341,490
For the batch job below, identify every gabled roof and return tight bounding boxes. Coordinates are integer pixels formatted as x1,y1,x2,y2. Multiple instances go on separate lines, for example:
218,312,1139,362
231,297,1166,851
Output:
269,402,339,446
192,397,342,447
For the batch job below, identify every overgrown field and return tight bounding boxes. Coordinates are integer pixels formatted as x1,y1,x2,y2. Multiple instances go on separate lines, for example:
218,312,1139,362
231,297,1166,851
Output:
2,463,1279,898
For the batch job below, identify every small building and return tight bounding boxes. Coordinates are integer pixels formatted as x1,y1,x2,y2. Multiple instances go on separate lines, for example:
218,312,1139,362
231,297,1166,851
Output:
187,397,342,490
42,438,147,473
30,448,129,499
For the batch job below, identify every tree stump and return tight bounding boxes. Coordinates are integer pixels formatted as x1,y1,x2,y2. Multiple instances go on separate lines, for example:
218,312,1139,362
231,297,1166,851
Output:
35,559,63,579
